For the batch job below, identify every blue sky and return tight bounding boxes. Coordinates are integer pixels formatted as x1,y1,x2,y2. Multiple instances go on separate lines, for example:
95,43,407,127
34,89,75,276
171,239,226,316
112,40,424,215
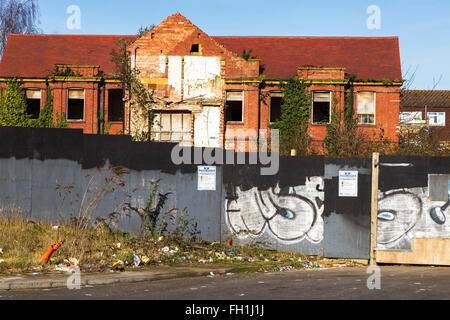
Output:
37,0,450,89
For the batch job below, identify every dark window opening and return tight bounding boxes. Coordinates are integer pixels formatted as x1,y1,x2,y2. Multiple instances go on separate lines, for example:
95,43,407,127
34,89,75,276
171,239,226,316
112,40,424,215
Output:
26,99,40,119
108,89,124,122
190,43,199,53
226,101,243,122
312,92,330,124
270,96,282,122
67,89,84,121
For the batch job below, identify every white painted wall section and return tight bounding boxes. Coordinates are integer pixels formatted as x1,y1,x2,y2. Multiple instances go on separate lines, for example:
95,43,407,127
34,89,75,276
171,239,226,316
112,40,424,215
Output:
168,56,182,95
194,106,220,148
183,56,221,100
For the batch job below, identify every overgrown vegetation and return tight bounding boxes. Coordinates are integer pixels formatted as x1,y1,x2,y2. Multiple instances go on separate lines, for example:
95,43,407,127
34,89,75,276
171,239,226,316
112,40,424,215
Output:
0,79,68,128
269,77,312,155
110,38,155,141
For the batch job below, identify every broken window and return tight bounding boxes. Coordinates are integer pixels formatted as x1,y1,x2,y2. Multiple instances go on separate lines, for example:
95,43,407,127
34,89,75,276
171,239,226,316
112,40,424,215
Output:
225,91,243,122
357,92,375,125
270,92,283,123
152,112,192,143
25,89,41,119
312,91,331,124
190,43,200,54
108,89,124,122
67,89,84,121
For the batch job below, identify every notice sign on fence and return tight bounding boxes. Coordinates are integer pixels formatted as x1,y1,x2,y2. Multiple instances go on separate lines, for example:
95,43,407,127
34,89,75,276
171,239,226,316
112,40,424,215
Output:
198,166,216,191
339,170,358,197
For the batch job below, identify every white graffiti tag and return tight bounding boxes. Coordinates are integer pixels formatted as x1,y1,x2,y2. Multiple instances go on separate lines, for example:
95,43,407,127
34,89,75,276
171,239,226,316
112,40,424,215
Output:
225,177,324,243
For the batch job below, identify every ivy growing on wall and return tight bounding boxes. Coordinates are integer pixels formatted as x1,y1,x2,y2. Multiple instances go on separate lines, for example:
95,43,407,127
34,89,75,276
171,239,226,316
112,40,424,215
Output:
0,79,68,128
0,78,31,127
269,77,312,155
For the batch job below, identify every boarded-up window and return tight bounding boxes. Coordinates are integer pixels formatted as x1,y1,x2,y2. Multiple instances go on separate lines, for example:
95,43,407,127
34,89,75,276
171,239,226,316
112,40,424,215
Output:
357,92,375,124
152,112,192,143
225,91,243,122
26,89,41,119
270,92,283,123
312,92,331,124
67,89,84,120
108,89,124,122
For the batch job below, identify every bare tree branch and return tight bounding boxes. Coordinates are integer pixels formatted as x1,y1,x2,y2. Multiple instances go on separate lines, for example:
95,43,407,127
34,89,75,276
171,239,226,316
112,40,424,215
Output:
0,0,40,57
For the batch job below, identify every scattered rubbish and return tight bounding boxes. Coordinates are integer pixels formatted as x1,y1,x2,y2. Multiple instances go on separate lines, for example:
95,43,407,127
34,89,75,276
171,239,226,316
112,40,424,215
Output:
0,248,3,255
141,255,150,264
215,252,226,260
0,259,4,263
298,257,302,262
279,266,293,272
208,257,213,263
111,260,125,271
198,259,207,263
116,243,121,248
158,236,164,242
52,225,59,230
210,272,215,276
133,254,141,267
68,257,79,266
162,246,170,253
31,272,39,276
226,273,233,276
38,240,63,264
55,263,75,272
226,238,232,247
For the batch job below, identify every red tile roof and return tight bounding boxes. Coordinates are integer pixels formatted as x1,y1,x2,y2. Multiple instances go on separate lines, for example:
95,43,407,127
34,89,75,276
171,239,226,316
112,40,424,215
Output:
213,36,402,80
0,34,402,81
0,34,136,79
401,90,450,108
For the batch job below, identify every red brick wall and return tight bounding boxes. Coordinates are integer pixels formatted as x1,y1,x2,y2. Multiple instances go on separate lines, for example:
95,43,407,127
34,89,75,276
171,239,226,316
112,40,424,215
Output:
401,106,450,141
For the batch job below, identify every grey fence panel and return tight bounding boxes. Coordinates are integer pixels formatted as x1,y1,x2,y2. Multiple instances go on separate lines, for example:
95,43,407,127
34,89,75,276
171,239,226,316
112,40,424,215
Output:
323,158,372,259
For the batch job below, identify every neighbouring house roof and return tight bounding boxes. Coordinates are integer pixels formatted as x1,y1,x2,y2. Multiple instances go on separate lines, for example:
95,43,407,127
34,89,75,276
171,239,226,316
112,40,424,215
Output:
0,33,402,81
0,34,136,79
212,36,402,80
401,90,450,108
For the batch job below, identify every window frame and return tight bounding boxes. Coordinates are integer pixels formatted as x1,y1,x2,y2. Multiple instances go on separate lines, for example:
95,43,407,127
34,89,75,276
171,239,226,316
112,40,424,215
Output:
25,88,42,120
427,111,446,126
225,90,244,124
66,88,85,122
269,91,283,124
356,91,376,126
311,91,332,125
107,88,124,123
151,111,192,143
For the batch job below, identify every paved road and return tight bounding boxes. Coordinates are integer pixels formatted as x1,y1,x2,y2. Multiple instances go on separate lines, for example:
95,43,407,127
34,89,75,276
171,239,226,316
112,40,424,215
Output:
1,266,450,300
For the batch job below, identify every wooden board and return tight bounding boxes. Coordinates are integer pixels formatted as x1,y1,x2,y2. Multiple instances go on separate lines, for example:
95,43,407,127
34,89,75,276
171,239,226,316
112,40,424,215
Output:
376,238,450,266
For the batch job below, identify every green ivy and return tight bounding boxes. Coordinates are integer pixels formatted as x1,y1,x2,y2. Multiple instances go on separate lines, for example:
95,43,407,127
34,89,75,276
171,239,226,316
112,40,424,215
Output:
0,79,32,127
0,79,68,129
269,77,312,155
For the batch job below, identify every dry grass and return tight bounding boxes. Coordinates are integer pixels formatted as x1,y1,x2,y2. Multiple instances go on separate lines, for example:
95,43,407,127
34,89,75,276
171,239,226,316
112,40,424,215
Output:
0,208,130,273
0,208,361,275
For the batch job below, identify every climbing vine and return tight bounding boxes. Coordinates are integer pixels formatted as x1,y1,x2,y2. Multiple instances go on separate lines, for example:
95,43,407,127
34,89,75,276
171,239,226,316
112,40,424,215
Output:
269,77,312,155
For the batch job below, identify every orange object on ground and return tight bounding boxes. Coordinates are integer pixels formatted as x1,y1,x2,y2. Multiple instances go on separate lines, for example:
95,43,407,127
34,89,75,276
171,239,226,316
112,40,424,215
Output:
38,240,63,264
225,238,232,247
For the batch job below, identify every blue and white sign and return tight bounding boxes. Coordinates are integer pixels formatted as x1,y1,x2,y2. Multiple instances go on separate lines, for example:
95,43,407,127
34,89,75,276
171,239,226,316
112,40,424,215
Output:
339,170,358,197
198,166,216,191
